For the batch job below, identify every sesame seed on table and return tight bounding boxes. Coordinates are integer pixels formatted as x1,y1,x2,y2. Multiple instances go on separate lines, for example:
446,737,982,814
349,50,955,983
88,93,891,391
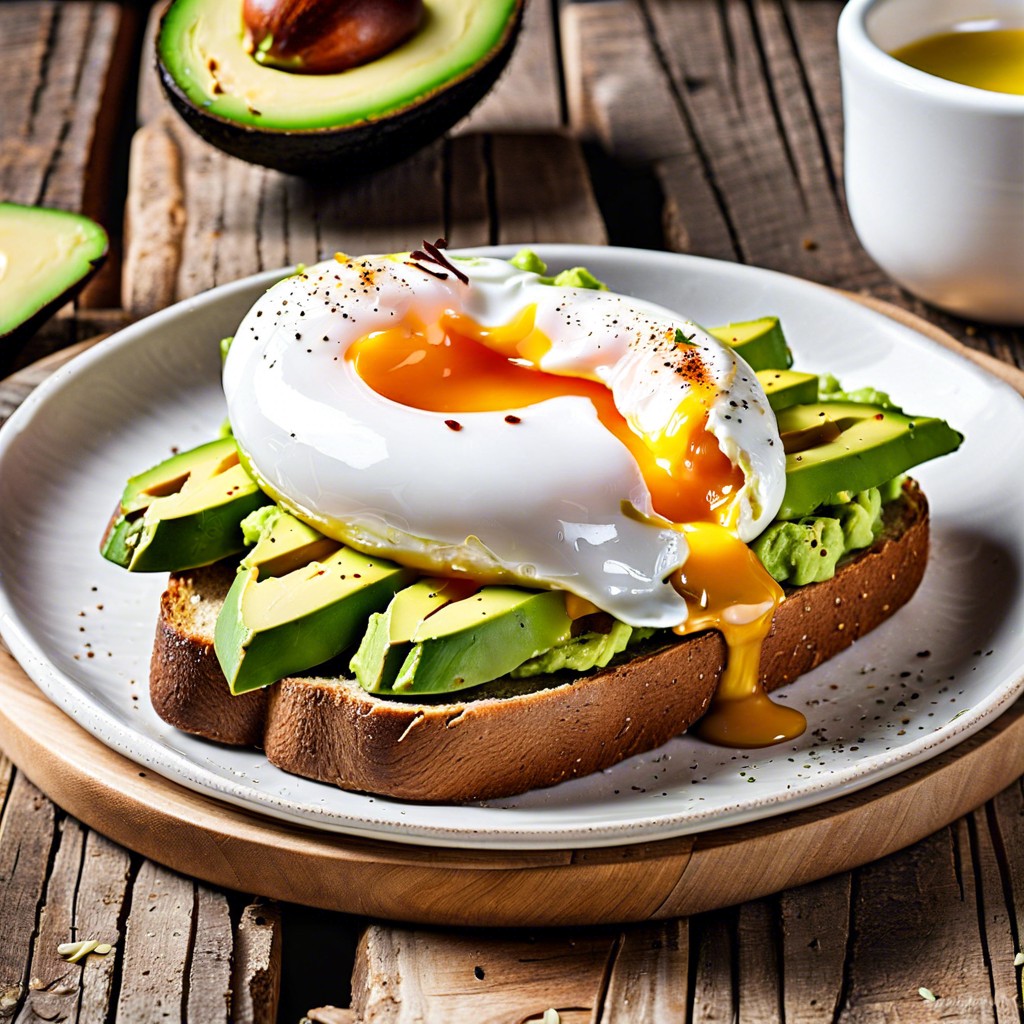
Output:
0,1,1022,1022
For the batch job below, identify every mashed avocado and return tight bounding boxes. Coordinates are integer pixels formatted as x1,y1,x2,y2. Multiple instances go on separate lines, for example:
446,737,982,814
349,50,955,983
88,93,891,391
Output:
510,621,656,678
240,505,286,549
752,484,903,585
817,373,898,410
510,249,608,291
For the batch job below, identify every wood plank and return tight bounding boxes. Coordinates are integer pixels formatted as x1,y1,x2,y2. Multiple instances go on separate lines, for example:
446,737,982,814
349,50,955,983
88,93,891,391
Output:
351,924,615,1023
837,822,994,1022
231,899,282,1024
560,0,735,260
457,0,562,134
989,782,1024,995
123,119,187,318
492,133,606,245
13,817,86,1024
187,888,233,1024
737,900,781,1023
968,807,1019,1024
0,774,58,1023
690,911,734,1023
446,135,492,248
641,0,836,283
0,2,123,365
0,2,119,209
598,920,688,1023
74,831,131,1024
780,874,852,1024
115,861,193,1024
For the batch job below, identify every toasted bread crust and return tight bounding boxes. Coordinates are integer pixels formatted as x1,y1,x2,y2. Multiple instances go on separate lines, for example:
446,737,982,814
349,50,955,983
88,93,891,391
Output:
150,484,929,801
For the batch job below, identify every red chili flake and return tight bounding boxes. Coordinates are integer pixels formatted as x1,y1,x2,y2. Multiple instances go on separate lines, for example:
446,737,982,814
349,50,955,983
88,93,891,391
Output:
445,419,463,431
504,415,521,424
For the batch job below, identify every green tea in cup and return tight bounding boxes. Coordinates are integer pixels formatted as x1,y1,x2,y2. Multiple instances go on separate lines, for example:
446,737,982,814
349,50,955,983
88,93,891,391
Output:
890,24,1024,95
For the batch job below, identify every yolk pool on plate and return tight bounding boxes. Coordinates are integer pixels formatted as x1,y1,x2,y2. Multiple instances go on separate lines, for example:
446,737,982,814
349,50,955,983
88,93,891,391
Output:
348,308,806,748
890,26,1024,96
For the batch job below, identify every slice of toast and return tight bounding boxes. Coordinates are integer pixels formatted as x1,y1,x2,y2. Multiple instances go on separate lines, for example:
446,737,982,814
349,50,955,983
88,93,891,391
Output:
150,483,929,802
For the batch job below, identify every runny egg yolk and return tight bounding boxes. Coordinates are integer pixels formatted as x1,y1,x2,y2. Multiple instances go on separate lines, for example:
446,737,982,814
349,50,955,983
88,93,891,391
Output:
350,308,745,526
348,310,806,749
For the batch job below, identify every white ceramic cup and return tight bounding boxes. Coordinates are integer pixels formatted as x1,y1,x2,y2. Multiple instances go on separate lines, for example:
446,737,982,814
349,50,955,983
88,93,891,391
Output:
838,0,1024,323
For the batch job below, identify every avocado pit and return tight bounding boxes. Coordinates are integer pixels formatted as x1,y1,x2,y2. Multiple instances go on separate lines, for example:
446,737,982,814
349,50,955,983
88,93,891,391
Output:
242,0,424,75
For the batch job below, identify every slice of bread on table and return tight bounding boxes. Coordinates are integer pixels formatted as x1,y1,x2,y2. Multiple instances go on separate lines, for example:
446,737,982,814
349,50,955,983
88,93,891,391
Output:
150,483,930,802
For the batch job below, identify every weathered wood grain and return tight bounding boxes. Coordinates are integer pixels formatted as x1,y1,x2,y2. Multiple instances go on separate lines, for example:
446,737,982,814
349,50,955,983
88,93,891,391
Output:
231,899,282,1024
186,888,233,1024
492,133,607,245
560,0,736,259
457,0,562,134
0,2,119,210
690,911,734,1023
599,920,688,1023
0,775,58,1023
351,924,616,1023
837,822,995,1022
74,831,131,1024
0,1,124,366
738,900,782,1023
123,119,187,318
115,861,194,1023
780,874,852,1024
13,817,86,1024
968,808,1019,1024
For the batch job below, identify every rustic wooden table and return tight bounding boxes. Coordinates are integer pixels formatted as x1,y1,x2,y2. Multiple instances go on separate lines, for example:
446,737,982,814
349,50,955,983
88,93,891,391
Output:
2,1,1024,1021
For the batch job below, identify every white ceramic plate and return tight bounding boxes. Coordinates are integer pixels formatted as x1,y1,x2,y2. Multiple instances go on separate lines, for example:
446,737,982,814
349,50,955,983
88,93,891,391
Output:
1,246,1022,850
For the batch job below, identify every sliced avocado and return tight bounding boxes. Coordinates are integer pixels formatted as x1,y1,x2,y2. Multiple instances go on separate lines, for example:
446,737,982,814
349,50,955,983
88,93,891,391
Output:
756,369,819,412
708,316,793,371
157,0,525,174
240,506,340,578
350,577,478,692
101,438,266,572
216,547,415,695
0,204,107,348
776,401,963,520
377,588,573,696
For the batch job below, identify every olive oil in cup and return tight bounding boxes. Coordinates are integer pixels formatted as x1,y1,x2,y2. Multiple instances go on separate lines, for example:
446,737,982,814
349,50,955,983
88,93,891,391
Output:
891,25,1024,95
838,0,1024,323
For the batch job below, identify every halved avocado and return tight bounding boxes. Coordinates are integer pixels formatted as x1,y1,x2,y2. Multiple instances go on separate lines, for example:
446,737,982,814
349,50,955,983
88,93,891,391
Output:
156,0,526,174
0,204,107,347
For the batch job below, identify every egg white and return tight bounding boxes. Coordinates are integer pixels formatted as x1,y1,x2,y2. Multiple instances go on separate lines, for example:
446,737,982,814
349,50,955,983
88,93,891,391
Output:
223,254,785,628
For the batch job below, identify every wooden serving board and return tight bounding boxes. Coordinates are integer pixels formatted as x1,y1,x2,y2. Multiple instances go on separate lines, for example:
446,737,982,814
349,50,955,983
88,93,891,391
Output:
2,653,1024,927
1,301,1023,929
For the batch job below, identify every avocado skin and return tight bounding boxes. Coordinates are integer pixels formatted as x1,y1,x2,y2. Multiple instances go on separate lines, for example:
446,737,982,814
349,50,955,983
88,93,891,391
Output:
156,1,525,176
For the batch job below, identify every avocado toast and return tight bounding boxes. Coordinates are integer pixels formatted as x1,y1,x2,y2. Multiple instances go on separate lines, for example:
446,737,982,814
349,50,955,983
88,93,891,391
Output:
100,248,962,801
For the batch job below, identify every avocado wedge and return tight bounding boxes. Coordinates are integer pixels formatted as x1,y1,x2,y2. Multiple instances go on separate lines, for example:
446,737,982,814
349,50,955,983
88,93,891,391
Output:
0,204,107,348
776,401,963,519
216,547,414,695
101,437,266,572
708,316,793,371
378,588,574,696
756,369,819,412
157,0,525,174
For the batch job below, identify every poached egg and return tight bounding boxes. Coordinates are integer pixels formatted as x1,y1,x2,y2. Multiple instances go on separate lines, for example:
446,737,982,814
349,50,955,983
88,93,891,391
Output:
223,250,804,746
